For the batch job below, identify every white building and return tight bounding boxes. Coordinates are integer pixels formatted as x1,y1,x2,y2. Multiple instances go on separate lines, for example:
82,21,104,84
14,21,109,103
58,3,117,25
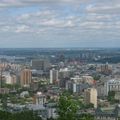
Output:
66,80,90,93
4,72,16,85
34,92,46,105
50,69,58,84
70,76,83,83
104,79,120,96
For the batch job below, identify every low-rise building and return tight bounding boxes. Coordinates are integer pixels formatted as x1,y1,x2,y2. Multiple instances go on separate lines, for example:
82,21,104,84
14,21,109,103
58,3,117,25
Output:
104,79,120,96
95,105,120,120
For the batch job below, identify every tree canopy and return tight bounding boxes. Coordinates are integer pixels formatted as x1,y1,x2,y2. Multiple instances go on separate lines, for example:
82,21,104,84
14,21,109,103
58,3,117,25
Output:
57,95,78,120
0,110,42,120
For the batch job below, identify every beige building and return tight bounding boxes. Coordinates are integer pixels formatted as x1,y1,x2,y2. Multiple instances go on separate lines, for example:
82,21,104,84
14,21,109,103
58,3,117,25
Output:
82,76,94,84
84,88,97,108
20,69,32,87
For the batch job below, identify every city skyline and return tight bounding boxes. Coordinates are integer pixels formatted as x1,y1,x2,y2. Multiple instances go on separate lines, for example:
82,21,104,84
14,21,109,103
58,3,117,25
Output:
0,0,119,48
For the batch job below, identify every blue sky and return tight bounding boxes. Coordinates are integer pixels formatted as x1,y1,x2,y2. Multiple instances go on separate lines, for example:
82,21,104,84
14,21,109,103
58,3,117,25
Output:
0,0,120,48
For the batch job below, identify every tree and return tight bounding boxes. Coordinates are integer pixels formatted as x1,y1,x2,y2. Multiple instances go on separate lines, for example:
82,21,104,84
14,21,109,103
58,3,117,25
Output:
107,91,115,102
1,94,7,110
47,118,55,120
57,94,94,120
0,110,42,120
57,95,78,120
93,74,101,81
77,114,94,120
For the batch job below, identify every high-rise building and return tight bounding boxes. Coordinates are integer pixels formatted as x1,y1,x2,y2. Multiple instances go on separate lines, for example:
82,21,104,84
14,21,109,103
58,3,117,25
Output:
20,69,32,87
50,69,58,84
31,59,50,71
84,88,97,108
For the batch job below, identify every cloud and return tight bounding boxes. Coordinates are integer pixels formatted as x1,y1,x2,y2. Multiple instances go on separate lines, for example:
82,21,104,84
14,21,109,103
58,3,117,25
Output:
0,0,120,47
17,10,75,29
0,0,21,7
20,0,90,4
0,26,10,32
0,9,76,33
86,1,120,14
1,8,120,34
0,0,91,7
15,25,31,33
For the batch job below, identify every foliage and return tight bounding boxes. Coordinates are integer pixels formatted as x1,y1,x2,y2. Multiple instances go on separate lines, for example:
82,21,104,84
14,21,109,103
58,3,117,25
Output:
57,94,94,120
1,95,7,110
47,118,55,120
57,95,78,120
93,74,101,81
84,103,94,109
2,84,21,90
76,101,92,110
107,91,119,104
77,114,94,120
0,110,42,120
107,91,115,102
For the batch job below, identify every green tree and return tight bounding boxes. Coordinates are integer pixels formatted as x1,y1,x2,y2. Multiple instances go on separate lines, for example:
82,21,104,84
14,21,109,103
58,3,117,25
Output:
0,110,42,120
57,95,78,120
78,114,94,120
107,91,115,102
1,95,7,110
93,74,101,81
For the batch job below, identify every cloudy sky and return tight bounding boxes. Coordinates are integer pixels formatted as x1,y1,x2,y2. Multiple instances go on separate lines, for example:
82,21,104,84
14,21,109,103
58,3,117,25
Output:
0,0,119,48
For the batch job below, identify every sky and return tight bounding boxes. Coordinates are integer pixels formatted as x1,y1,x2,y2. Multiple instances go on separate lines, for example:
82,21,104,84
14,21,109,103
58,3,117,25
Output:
0,0,120,48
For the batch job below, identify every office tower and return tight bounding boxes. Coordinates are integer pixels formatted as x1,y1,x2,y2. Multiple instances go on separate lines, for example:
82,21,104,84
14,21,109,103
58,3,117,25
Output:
31,59,50,71
84,88,97,108
20,69,32,87
50,69,58,84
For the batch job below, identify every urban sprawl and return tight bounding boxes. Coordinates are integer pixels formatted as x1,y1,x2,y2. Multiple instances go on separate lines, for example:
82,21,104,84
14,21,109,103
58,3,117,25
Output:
0,48,120,120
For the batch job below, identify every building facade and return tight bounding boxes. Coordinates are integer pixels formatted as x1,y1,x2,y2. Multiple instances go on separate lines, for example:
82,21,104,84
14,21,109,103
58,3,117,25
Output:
84,88,97,108
104,79,120,96
95,105,120,120
31,59,50,71
20,69,32,87
50,69,58,84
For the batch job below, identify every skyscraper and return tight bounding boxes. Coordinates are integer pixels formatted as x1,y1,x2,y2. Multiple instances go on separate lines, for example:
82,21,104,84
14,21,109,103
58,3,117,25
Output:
20,69,32,87
31,59,50,71
50,69,58,84
84,88,97,108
